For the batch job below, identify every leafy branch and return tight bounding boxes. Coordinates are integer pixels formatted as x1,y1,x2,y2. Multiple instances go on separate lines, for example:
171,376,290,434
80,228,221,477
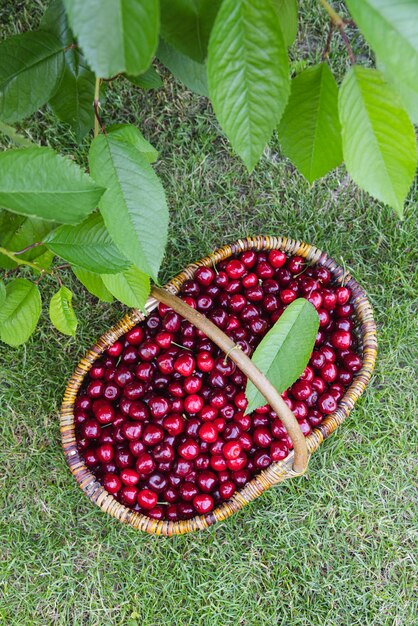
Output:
318,0,355,64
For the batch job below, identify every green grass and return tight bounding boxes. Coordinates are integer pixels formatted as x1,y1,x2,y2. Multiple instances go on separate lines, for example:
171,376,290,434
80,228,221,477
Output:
1,2,418,625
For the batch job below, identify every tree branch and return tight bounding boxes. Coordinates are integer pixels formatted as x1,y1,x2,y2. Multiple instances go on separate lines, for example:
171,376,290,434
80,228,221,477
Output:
0,246,52,274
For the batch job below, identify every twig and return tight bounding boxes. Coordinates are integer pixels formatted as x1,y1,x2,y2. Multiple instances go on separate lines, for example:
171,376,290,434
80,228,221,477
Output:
0,246,52,274
322,22,334,60
93,77,106,137
12,242,43,255
318,0,356,64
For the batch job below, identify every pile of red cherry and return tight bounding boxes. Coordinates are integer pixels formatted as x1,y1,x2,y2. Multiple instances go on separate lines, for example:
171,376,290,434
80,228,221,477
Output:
74,249,363,522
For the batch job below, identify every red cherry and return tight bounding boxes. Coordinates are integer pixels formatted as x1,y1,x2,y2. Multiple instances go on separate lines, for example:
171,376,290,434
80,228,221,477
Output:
320,362,338,383
268,250,287,268
196,351,215,372
126,327,144,345
223,441,242,460
137,489,158,510
103,473,121,494
184,394,204,414
120,468,140,486
199,422,218,443
280,289,297,305
92,399,115,424
225,259,245,279
193,494,214,514
97,443,114,463
120,486,138,506
270,441,289,461
219,480,236,500
318,392,338,414
107,341,123,357
331,330,352,350
136,452,156,475
240,250,257,268
174,353,196,377
336,286,351,305
178,439,200,460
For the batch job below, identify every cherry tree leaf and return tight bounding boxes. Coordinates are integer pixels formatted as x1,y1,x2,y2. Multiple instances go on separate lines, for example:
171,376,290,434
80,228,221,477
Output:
49,286,78,336
63,0,159,78
72,267,114,302
339,66,417,218
0,31,64,123
278,63,342,182
0,147,105,224
208,0,290,171
102,266,150,311
0,278,42,347
44,213,130,274
89,127,168,280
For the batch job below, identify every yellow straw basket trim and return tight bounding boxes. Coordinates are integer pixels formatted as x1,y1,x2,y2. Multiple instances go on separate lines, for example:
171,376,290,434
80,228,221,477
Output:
60,236,377,535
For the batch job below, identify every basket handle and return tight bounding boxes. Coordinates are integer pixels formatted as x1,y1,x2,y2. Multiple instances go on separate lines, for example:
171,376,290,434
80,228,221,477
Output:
151,286,309,474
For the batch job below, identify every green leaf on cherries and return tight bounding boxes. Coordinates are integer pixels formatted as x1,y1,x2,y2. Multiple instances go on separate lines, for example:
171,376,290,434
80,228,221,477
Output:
72,266,114,303
49,285,78,337
245,298,319,414
101,266,150,311
44,213,130,274
0,278,42,347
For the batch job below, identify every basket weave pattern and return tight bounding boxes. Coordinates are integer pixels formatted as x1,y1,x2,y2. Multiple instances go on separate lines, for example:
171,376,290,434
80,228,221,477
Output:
60,236,377,535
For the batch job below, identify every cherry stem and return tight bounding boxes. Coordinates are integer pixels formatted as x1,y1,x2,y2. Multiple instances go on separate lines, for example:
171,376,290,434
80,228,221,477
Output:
150,285,309,474
318,0,356,64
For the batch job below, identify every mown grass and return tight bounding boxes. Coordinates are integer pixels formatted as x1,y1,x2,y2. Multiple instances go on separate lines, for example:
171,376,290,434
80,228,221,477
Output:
1,2,417,625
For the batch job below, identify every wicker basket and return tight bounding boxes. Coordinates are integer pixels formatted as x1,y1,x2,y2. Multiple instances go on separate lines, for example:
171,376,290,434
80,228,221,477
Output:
60,236,377,535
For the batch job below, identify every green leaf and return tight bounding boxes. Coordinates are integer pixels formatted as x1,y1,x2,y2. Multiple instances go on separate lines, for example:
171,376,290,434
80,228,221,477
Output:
0,147,105,224
0,121,34,148
89,128,168,280
0,213,57,269
102,266,150,310
160,0,222,62
157,39,208,96
108,124,158,163
0,31,64,123
346,0,418,123
0,280,6,307
44,213,130,274
245,299,319,414
63,0,160,78
125,66,163,91
208,0,290,171
339,66,417,218
278,63,342,183
41,0,96,141
49,286,78,336
72,266,114,302
272,0,298,47
0,278,42,347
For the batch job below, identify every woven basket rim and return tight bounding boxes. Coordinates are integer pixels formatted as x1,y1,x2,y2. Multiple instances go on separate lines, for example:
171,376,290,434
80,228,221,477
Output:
60,235,377,535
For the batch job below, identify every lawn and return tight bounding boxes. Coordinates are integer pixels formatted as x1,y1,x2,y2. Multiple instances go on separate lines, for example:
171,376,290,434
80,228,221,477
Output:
1,2,417,625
